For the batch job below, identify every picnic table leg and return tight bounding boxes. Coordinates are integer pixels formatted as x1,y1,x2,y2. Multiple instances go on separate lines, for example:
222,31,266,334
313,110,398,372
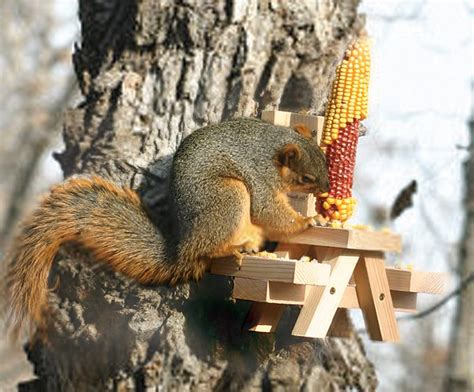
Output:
242,243,308,333
353,252,400,342
292,250,360,338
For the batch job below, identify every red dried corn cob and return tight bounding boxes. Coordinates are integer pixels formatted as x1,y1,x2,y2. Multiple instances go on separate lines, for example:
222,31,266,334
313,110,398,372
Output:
318,38,370,224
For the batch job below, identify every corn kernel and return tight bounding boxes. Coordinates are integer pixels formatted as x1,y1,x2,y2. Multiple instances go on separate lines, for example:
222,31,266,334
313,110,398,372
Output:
319,37,369,223
331,220,342,228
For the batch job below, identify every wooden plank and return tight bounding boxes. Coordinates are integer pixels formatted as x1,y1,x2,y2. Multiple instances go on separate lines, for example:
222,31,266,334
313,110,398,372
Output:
292,252,360,338
233,277,306,304
353,254,400,342
233,279,417,313
269,281,307,303
390,290,417,313
244,302,285,333
287,226,402,253
272,243,311,259
233,278,268,302
341,287,416,313
385,268,447,294
287,226,350,248
348,229,402,253
261,110,325,145
311,246,341,263
287,192,317,217
210,256,330,285
339,286,359,308
239,242,305,334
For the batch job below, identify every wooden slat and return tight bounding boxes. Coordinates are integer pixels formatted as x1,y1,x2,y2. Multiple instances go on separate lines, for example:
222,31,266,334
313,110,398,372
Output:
261,110,325,145
244,302,285,333
233,278,268,301
287,192,317,217
339,286,359,308
287,226,402,252
385,268,447,294
210,256,330,285
348,229,402,252
233,279,417,313
292,252,360,338
211,254,449,294
272,243,311,259
390,290,417,313
269,281,307,303
234,278,306,304
353,254,400,342
233,277,306,305
341,287,417,313
312,246,341,263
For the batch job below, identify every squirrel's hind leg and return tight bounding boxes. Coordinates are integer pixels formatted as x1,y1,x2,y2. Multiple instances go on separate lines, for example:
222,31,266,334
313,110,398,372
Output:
177,178,264,264
205,178,264,257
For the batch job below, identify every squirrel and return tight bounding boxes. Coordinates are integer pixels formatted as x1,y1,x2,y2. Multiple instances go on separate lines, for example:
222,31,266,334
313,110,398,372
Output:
2,117,329,339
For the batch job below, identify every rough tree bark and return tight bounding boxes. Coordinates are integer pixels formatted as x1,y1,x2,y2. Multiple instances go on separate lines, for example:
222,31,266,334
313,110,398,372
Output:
21,1,377,390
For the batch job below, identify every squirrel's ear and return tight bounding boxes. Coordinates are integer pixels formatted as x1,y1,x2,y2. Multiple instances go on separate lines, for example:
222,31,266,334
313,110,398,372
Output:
278,143,301,167
292,123,312,139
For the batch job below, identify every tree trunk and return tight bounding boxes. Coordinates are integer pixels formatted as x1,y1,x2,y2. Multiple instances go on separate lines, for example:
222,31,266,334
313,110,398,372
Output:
444,90,474,392
21,1,377,390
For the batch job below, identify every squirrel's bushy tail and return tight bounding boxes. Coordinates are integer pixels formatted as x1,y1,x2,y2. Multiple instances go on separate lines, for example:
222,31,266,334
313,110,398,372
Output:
2,177,173,339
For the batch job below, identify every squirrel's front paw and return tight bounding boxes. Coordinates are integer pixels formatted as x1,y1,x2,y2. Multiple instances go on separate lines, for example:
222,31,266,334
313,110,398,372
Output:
232,250,245,267
304,217,317,228
240,244,260,254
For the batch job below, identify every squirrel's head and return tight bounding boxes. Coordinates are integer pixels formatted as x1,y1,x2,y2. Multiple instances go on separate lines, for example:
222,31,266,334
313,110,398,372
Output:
275,125,330,195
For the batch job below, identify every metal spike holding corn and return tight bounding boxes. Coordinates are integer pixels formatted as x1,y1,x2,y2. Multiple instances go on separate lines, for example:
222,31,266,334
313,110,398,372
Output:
318,37,370,225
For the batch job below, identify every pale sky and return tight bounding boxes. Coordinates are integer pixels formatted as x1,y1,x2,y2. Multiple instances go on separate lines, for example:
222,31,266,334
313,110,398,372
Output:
356,1,472,389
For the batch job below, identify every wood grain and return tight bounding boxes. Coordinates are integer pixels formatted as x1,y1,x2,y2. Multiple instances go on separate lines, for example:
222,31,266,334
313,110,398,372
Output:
261,110,324,145
287,226,402,252
244,302,285,333
272,243,311,259
287,192,317,217
385,268,448,294
353,254,400,342
233,279,417,313
210,256,330,285
292,251,360,338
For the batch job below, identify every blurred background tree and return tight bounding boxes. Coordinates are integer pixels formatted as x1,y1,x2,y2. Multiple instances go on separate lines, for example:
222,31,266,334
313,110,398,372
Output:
0,1,78,389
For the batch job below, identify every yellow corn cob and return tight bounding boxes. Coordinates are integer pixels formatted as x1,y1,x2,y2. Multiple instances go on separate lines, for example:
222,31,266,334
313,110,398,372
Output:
322,38,370,145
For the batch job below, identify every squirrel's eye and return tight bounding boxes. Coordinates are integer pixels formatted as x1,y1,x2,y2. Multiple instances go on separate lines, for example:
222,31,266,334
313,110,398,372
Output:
302,174,315,183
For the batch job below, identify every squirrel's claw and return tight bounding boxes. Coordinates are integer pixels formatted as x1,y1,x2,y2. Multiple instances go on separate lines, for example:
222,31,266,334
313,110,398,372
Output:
232,250,245,267
305,217,318,228
239,242,260,255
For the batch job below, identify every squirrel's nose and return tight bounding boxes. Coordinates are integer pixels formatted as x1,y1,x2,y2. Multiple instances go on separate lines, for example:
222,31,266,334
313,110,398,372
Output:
320,178,330,193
